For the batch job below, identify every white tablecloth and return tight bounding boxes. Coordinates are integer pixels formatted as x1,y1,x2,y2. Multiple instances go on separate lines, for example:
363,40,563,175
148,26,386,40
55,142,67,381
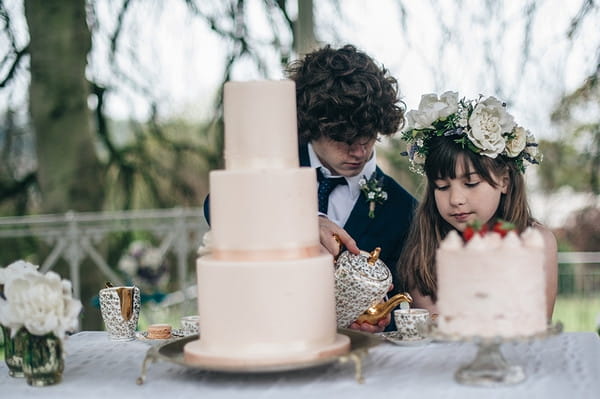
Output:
2,331,599,398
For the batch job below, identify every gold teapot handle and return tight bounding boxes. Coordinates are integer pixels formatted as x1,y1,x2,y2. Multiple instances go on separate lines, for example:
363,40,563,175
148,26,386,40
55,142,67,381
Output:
355,292,413,324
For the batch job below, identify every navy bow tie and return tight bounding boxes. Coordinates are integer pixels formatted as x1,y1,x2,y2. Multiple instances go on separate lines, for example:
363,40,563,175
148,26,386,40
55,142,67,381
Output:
316,168,347,214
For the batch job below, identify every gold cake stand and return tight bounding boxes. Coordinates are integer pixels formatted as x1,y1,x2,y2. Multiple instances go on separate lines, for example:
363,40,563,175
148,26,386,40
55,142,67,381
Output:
136,328,380,385
424,321,563,387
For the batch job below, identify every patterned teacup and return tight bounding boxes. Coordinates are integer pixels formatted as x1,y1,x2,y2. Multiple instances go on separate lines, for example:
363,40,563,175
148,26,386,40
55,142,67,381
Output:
393,308,430,341
180,315,200,336
99,286,141,341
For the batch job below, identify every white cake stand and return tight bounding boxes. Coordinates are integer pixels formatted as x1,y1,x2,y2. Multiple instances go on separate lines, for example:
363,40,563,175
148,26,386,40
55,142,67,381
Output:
424,322,563,387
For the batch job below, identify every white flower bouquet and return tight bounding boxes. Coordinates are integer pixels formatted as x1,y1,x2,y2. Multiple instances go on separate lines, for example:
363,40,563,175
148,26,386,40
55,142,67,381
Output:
0,260,82,340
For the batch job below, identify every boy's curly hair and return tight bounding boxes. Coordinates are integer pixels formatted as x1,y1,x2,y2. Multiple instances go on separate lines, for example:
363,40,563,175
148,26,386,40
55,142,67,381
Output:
286,44,405,145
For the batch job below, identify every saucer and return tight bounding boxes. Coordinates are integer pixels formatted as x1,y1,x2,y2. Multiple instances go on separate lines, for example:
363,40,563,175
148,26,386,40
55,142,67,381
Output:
136,329,186,344
378,331,431,346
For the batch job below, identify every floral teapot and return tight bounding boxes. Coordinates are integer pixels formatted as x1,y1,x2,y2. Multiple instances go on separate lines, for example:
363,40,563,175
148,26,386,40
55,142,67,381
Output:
334,247,412,328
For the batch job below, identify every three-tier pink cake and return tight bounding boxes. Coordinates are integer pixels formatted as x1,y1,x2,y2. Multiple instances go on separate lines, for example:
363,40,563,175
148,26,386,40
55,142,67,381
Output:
183,80,350,366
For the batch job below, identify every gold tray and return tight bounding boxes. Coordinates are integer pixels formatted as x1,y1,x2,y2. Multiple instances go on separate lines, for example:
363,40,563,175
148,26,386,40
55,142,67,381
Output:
136,328,380,385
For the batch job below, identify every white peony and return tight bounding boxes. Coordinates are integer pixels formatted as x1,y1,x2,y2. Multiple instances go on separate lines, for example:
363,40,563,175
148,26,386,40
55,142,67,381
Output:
0,260,39,286
505,126,528,157
467,96,515,157
406,91,459,130
0,269,81,339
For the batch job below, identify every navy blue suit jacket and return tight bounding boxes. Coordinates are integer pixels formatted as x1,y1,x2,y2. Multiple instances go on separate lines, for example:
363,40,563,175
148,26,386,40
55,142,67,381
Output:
298,145,417,303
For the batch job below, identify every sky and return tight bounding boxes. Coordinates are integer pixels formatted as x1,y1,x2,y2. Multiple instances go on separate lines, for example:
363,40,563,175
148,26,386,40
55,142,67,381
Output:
2,0,597,136
86,0,598,147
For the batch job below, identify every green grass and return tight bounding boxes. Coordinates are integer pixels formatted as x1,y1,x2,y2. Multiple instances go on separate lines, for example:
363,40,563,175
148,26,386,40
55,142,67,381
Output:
553,295,600,332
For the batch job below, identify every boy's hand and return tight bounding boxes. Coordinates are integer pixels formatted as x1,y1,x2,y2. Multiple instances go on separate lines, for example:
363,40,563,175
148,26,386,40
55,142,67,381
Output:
318,216,360,257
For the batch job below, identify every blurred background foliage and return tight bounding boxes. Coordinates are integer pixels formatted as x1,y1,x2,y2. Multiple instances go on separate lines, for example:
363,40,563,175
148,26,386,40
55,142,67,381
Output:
0,0,598,332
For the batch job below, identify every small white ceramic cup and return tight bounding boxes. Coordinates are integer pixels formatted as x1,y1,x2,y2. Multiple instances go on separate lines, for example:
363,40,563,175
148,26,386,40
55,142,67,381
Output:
180,315,200,336
99,286,141,341
393,308,430,341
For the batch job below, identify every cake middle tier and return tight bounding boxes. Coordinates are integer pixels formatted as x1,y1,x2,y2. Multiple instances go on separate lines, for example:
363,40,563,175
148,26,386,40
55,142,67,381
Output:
209,167,320,261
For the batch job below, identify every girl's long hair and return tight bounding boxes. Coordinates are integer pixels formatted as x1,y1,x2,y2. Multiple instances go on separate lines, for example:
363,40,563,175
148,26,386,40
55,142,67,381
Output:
398,135,536,301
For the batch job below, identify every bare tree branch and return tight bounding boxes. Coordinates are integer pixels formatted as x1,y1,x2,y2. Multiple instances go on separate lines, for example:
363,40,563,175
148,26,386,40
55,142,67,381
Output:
0,171,36,204
110,0,133,55
567,0,595,39
0,44,28,88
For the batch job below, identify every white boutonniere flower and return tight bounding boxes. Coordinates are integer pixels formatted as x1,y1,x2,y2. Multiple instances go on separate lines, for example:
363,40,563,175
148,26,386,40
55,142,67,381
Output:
359,173,387,219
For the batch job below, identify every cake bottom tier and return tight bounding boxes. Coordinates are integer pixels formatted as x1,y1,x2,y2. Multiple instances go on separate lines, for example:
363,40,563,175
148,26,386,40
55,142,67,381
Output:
183,253,350,366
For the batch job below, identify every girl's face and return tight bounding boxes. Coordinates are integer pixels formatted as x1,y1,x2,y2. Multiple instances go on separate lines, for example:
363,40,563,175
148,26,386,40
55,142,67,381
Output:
433,159,508,232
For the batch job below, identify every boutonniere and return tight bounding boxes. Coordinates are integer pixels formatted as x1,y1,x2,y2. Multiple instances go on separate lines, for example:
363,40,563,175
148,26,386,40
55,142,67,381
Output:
359,173,387,218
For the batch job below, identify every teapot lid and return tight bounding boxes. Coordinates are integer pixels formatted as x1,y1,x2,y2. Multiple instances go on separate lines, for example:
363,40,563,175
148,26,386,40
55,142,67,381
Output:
336,247,390,282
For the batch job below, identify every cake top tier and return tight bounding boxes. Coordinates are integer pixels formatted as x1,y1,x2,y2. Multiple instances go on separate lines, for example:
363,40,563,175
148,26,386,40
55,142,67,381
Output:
223,80,299,170
439,228,544,251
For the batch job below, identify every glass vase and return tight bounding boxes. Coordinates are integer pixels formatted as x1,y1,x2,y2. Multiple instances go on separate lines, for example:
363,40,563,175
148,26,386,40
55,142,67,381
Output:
21,331,64,386
1,325,27,378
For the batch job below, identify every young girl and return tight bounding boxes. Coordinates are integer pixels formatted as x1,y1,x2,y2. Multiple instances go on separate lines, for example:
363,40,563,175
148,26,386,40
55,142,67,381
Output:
398,92,558,319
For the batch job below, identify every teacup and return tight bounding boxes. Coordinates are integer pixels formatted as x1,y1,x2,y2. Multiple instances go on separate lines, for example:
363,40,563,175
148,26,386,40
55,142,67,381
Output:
393,308,430,341
99,286,140,341
180,315,200,336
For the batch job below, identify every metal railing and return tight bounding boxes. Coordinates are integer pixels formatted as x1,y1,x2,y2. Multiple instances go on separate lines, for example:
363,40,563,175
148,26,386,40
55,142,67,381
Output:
557,252,600,296
0,209,598,302
0,208,209,306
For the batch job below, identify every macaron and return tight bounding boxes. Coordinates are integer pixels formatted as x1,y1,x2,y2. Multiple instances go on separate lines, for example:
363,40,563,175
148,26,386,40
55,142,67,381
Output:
147,323,172,339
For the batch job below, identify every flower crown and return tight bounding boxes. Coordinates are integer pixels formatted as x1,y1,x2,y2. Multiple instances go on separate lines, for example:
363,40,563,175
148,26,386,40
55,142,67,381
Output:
401,91,542,175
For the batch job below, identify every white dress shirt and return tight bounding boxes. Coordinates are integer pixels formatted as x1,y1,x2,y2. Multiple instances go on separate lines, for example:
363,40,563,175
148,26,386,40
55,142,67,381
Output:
307,143,377,227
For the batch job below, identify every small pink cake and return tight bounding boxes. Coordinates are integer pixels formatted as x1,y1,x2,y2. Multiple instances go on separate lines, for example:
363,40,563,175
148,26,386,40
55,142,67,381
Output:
436,228,547,338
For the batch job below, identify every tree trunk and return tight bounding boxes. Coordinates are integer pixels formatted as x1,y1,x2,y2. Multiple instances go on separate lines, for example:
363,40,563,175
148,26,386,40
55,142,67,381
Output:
25,0,106,331
24,0,103,213
295,0,319,56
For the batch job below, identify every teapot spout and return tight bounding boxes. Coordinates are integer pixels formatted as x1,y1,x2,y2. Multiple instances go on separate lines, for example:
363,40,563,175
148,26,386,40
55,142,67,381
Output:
355,292,413,324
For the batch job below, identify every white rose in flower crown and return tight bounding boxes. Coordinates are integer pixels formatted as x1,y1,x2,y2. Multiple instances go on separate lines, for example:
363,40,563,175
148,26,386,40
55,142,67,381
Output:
482,96,516,133
525,132,540,158
406,92,459,130
505,126,528,157
467,96,515,158
437,91,459,119
0,269,81,340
